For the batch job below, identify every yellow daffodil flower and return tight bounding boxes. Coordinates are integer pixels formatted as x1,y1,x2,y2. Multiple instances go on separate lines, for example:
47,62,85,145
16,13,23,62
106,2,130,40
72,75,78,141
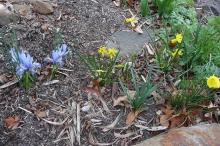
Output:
98,46,108,57
171,38,177,44
171,49,183,58
107,48,118,59
176,33,183,44
207,75,220,89
170,33,183,45
125,17,138,24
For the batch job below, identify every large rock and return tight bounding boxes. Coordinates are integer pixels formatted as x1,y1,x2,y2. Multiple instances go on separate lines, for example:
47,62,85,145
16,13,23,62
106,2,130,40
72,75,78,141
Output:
106,31,153,57
0,4,18,26
134,124,220,146
31,0,53,15
13,4,31,17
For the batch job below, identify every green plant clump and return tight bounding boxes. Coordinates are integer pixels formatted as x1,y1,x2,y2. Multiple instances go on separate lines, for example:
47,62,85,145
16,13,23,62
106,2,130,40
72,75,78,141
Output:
120,68,156,111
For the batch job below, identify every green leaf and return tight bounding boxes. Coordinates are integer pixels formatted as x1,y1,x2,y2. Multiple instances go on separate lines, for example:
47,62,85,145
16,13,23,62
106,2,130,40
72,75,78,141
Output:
141,0,150,17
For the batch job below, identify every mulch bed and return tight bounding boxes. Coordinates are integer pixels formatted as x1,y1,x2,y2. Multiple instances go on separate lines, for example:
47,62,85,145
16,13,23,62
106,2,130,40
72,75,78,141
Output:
0,0,218,146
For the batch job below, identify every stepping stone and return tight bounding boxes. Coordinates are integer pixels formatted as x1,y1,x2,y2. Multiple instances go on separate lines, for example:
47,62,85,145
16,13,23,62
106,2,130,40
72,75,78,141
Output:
106,30,153,57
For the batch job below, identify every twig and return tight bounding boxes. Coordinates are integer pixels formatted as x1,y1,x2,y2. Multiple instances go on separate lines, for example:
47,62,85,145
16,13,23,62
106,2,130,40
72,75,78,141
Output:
90,0,98,3
68,126,75,146
0,80,18,89
53,137,69,143
84,111,103,119
114,132,136,138
76,103,81,145
139,20,151,27
71,101,77,145
42,80,60,86
128,9,134,17
97,96,111,113
48,67,74,72
135,125,168,131
138,116,154,126
18,106,33,115
89,132,118,146
57,11,62,21
55,128,67,141
57,71,70,77
42,116,69,126
102,113,121,132
95,125,130,130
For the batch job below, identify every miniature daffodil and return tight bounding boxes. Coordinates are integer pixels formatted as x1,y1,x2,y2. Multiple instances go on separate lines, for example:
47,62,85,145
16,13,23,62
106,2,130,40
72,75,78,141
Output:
170,33,183,45
98,46,108,57
125,17,138,24
107,48,118,59
207,75,220,89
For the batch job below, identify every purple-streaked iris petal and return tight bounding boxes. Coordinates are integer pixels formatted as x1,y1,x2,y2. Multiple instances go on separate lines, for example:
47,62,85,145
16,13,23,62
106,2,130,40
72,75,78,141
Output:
10,48,41,78
10,48,19,63
60,44,68,56
30,62,41,75
16,64,26,78
19,50,33,69
49,44,68,66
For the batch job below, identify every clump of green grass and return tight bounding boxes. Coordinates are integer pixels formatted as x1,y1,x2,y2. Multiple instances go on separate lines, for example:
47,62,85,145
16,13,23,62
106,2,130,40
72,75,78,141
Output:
170,79,213,111
120,68,156,111
153,0,175,17
140,0,150,17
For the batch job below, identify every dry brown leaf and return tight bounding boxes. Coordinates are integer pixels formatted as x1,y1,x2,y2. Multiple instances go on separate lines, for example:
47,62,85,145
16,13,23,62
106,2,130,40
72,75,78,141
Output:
84,79,101,99
170,114,187,128
4,116,20,129
85,87,100,98
113,96,129,107
127,0,134,6
113,90,135,107
126,110,141,125
159,105,175,127
35,110,47,118
161,105,174,116
159,115,170,127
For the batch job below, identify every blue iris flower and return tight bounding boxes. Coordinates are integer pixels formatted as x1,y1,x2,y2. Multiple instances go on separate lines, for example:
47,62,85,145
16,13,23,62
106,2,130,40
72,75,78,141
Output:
46,44,68,66
10,48,41,78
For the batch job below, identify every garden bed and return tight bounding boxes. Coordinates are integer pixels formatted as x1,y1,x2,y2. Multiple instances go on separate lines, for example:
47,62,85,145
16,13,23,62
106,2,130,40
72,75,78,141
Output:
0,0,220,146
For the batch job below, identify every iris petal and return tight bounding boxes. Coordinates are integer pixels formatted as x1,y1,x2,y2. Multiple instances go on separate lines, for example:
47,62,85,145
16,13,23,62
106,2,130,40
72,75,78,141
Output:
49,44,68,66
10,48,19,63
16,64,27,78
10,48,41,78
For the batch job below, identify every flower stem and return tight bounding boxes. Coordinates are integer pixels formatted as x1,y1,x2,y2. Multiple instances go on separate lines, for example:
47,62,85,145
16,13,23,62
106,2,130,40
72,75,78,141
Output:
51,65,58,80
